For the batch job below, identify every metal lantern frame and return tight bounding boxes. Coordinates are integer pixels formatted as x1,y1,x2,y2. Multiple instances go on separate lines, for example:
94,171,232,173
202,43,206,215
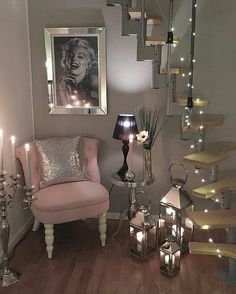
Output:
160,238,181,277
159,162,194,253
129,191,157,260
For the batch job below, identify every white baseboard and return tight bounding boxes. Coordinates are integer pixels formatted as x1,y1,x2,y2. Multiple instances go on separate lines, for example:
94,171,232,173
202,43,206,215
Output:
0,216,34,262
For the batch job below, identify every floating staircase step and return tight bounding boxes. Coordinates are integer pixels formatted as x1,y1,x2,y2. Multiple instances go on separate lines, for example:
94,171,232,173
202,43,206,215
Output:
183,114,224,133
160,68,189,75
128,8,162,24
183,142,236,168
106,0,122,6
189,242,236,259
187,210,236,230
193,175,236,199
171,68,188,75
145,36,179,46
175,96,209,107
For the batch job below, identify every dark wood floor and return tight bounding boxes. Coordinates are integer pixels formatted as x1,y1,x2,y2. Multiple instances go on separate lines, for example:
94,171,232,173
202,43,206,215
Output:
0,219,235,294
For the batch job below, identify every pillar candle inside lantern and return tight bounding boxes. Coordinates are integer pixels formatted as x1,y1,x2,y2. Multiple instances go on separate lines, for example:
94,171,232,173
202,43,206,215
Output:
165,255,169,265
185,218,193,230
159,219,165,228
136,231,143,252
172,225,184,243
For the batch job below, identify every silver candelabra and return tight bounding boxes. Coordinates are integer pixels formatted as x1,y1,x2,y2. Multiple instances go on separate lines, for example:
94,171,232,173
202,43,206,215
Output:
0,170,35,287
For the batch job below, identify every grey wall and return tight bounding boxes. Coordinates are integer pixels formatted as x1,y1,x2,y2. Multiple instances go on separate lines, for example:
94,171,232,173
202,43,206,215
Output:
0,0,34,252
28,0,236,214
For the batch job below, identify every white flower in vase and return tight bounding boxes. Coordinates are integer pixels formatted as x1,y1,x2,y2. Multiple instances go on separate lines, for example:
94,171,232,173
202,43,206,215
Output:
135,105,168,150
136,131,149,145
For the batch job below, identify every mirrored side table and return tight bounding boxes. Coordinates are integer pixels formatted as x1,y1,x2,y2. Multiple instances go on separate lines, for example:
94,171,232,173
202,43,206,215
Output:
111,173,154,240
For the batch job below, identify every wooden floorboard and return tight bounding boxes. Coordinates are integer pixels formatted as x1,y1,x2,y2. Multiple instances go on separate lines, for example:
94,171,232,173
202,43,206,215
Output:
0,220,235,294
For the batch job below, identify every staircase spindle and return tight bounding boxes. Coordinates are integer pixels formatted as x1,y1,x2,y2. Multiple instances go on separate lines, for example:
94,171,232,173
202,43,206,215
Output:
166,0,175,115
141,0,146,47
182,0,197,131
187,0,197,108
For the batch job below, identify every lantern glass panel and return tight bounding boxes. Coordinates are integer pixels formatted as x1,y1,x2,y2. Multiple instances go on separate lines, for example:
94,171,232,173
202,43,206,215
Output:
129,212,157,260
159,202,181,245
160,192,194,252
129,225,146,259
182,204,194,251
147,224,157,253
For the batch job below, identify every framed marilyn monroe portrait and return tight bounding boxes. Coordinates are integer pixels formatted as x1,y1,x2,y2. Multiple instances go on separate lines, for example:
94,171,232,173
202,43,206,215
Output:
44,27,107,115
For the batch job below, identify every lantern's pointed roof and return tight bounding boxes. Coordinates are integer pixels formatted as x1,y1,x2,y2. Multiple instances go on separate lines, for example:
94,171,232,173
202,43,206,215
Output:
160,240,181,254
160,187,193,210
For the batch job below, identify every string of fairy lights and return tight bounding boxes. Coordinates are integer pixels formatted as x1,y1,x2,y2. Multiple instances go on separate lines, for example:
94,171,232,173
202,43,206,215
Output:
166,0,224,259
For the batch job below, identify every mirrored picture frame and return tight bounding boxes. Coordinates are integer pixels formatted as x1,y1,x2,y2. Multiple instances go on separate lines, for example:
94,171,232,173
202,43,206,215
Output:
44,27,107,115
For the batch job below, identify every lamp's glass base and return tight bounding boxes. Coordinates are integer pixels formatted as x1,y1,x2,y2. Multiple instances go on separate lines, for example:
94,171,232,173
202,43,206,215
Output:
219,268,236,287
0,268,19,287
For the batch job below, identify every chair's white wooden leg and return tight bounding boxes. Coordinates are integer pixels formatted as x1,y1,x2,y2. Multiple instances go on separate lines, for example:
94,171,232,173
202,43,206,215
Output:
32,218,40,232
98,213,107,247
44,224,54,259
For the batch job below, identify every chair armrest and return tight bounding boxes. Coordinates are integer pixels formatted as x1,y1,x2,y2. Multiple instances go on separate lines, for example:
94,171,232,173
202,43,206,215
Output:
83,137,101,183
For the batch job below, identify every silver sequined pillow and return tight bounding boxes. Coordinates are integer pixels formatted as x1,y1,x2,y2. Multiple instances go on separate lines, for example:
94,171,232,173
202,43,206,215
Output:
36,136,88,188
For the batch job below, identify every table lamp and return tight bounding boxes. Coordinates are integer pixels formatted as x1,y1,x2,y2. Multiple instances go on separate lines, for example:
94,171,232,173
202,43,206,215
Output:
113,114,138,180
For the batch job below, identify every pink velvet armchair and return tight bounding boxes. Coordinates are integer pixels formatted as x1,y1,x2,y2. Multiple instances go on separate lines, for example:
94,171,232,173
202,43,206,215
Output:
16,137,109,259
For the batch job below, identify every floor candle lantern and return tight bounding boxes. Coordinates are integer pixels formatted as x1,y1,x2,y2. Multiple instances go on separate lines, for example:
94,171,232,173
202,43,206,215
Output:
129,191,157,260
159,162,194,253
159,237,181,277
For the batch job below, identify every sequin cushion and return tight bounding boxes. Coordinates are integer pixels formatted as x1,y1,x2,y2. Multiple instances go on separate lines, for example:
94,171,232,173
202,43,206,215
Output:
36,136,88,188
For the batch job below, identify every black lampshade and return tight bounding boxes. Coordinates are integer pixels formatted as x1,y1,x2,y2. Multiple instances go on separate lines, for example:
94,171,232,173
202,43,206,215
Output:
113,114,138,141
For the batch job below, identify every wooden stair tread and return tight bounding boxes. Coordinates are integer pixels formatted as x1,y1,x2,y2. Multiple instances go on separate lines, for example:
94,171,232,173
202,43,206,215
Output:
146,36,179,45
183,114,224,133
183,142,236,168
187,209,236,229
128,8,162,24
193,175,236,199
189,242,236,259
160,68,189,75
175,96,209,107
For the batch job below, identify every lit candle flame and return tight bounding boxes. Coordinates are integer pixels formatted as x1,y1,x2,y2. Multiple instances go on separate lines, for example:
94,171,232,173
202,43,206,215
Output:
25,143,30,151
10,136,16,144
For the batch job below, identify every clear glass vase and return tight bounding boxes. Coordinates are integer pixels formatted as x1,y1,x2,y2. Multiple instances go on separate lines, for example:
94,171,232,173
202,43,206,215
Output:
143,148,154,184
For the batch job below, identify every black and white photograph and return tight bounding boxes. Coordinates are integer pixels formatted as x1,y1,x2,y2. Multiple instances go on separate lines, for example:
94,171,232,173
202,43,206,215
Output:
55,36,99,107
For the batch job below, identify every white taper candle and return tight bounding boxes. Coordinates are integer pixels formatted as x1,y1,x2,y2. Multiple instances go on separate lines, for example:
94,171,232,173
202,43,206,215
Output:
128,134,134,171
10,136,16,177
24,143,31,187
0,129,3,172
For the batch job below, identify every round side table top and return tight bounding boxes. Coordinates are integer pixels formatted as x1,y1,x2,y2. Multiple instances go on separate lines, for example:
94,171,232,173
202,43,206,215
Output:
111,173,154,188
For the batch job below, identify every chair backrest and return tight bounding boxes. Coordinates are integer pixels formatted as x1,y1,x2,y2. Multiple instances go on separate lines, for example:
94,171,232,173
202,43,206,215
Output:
16,137,101,192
